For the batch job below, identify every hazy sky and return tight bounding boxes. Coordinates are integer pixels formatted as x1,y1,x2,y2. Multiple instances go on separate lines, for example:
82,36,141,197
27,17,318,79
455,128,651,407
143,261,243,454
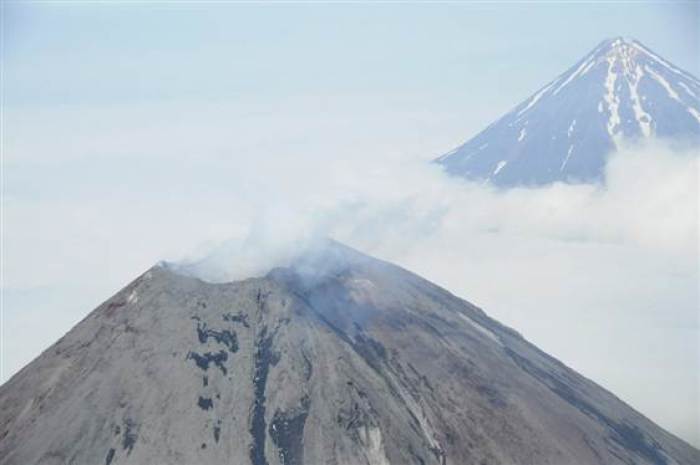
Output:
5,2,699,124
2,0,699,447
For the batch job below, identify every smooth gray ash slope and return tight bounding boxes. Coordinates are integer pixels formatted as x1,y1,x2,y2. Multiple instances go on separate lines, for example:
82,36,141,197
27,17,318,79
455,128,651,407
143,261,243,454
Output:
1,242,698,465
436,37,700,186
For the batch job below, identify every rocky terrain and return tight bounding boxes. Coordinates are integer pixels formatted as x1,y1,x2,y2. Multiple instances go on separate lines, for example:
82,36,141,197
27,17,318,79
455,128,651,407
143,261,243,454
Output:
0,241,698,465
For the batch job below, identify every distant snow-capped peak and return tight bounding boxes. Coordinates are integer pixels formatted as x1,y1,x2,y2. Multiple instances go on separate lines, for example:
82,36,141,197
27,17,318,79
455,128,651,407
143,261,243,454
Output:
437,37,700,186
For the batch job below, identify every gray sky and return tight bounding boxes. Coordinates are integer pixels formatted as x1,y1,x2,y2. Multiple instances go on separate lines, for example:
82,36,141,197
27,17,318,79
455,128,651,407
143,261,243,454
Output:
2,0,699,446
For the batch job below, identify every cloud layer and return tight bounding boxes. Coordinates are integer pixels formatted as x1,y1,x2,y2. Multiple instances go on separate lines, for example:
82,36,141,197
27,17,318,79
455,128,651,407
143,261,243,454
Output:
3,100,698,446
192,141,700,444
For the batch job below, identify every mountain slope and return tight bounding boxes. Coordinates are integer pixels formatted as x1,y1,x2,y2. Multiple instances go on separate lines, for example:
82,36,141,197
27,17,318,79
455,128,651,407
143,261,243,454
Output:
0,241,698,465
436,37,700,186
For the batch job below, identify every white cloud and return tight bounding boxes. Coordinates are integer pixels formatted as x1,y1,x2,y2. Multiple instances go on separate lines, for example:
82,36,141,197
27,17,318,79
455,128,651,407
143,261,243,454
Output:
2,99,698,446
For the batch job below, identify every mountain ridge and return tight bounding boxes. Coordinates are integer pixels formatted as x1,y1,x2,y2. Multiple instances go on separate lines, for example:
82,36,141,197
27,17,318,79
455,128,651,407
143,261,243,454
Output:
436,37,700,186
0,241,698,465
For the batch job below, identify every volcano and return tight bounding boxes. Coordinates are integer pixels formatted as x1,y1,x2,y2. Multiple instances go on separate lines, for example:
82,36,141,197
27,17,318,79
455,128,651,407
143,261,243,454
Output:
0,241,697,465
435,37,700,186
